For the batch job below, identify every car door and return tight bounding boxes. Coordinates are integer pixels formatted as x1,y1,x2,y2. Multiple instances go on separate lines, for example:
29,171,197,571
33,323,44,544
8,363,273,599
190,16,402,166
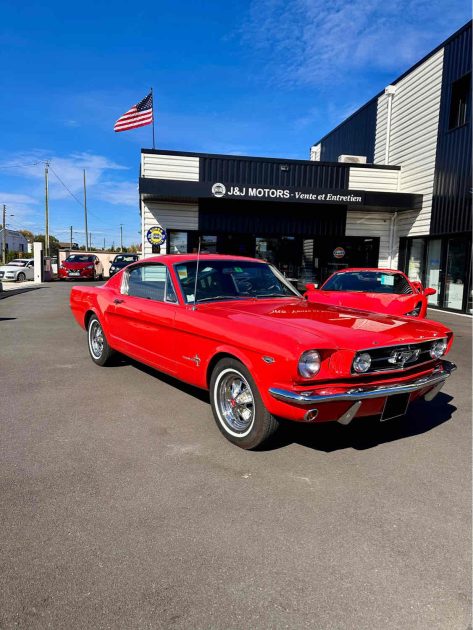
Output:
26,260,34,279
106,262,179,374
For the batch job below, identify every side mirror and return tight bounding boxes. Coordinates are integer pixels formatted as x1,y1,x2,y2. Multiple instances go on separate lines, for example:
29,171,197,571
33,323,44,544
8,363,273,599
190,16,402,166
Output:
95,260,99,265
305,283,318,292
424,287,437,296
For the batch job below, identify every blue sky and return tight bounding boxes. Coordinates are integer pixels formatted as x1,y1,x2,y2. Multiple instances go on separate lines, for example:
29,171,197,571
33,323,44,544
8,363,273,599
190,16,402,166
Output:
0,1,470,247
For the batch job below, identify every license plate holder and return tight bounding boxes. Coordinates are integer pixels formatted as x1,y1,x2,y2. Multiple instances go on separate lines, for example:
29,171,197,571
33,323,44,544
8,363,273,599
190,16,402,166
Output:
381,393,410,421
68,271,80,276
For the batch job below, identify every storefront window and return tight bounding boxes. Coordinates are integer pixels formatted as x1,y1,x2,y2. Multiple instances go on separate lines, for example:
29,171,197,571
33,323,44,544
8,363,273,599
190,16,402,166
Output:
425,239,442,306
407,239,425,282
444,238,467,310
169,231,188,254
201,235,217,253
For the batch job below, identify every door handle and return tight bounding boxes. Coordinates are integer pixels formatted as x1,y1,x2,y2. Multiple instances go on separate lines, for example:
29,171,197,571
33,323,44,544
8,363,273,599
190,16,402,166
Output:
113,298,124,304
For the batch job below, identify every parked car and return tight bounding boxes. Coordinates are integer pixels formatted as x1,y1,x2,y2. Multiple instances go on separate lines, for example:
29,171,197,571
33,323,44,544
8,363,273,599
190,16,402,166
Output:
0,258,34,282
70,255,455,449
109,253,139,277
59,254,103,280
305,268,436,318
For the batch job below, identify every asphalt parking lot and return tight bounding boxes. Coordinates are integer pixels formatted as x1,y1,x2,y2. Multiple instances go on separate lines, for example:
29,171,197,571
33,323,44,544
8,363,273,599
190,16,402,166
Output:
0,282,471,630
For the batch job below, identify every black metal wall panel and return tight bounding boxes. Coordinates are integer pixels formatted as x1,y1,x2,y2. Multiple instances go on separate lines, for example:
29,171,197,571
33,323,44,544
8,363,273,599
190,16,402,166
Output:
319,100,377,163
431,23,472,235
200,156,349,190
199,198,346,237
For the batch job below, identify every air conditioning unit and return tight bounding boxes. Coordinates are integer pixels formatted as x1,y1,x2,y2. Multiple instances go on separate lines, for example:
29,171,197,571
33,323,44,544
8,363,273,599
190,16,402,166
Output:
338,155,367,164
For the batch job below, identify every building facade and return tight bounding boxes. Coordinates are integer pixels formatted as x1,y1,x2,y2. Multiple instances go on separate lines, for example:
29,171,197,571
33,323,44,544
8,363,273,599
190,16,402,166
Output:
0,229,29,255
311,22,472,313
140,150,421,290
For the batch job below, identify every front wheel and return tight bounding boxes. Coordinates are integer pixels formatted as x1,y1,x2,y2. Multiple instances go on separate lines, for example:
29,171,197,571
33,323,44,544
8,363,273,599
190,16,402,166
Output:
87,315,114,366
210,358,279,449
17,272,26,282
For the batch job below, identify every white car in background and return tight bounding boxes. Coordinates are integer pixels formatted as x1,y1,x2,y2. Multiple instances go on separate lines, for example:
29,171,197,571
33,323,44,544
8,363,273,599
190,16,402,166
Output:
0,259,34,282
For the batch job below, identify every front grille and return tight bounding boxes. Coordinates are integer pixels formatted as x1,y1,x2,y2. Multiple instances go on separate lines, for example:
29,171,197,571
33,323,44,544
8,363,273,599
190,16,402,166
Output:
353,340,438,374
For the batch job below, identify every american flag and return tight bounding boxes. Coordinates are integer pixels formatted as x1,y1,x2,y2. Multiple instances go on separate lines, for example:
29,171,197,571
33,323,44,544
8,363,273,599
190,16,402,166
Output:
114,92,153,132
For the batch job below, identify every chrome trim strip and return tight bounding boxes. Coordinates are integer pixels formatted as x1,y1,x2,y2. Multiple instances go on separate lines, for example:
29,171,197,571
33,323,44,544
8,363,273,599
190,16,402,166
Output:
269,361,457,405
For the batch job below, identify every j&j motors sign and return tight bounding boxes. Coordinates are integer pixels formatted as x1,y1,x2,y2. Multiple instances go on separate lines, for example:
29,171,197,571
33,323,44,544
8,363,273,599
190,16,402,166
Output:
211,182,364,204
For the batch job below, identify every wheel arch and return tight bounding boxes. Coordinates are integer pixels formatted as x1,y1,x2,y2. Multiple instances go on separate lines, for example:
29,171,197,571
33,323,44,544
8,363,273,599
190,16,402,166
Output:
84,308,99,329
205,347,257,388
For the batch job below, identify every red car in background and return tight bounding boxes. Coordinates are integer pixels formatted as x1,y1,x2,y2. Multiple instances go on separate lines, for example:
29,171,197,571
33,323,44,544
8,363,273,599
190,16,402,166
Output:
69,255,455,450
305,268,436,318
59,254,104,281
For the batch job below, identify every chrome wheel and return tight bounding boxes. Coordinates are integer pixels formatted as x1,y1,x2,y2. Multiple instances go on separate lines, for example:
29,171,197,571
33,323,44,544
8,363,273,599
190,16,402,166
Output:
89,319,104,359
215,369,255,436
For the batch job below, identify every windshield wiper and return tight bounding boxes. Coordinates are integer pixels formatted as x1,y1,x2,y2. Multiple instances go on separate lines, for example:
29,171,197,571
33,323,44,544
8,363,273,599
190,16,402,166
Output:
196,295,245,303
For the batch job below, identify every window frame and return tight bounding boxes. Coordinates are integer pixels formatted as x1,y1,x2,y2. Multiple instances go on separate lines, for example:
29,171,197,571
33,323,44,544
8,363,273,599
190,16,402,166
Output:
120,262,179,305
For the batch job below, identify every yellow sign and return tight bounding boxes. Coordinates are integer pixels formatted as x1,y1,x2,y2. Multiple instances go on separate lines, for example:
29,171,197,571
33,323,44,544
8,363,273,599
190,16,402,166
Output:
146,226,166,246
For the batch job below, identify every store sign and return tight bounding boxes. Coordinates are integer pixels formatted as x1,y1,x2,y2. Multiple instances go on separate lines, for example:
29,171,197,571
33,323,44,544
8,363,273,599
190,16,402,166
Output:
333,247,346,259
210,182,364,204
146,226,166,245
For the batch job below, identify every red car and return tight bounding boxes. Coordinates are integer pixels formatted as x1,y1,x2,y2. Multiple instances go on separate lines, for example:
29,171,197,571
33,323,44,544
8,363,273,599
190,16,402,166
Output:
305,268,436,318
70,255,455,449
59,254,104,281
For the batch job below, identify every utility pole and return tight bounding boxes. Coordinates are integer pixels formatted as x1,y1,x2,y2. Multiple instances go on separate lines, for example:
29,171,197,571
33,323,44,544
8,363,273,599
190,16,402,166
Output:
89,232,92,250
103,237,106,251
2,204,6,264
70,226,73,250
45,162,50,257
83,169,89,250
120,224,123,252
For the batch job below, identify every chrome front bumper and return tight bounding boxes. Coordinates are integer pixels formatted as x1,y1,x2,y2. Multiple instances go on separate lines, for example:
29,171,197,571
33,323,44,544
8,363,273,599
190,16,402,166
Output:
269,360,457,405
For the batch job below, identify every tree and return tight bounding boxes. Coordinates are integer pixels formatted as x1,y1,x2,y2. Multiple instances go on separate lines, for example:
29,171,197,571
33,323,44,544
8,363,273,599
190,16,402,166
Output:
19,229,34,243
34,234,61,257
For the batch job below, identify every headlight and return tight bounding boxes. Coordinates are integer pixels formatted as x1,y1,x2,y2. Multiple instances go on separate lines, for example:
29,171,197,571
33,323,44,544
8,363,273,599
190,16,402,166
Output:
404,304,422,317
298,350,321,378
430,339,447,359
353,352,372,373
110,266,116,271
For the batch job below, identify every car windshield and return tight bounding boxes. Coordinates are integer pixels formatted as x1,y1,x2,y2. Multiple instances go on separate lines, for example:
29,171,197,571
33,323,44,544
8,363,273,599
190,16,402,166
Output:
322,271,413,295
7,260,27,267
65,255,94,263
174,260,301,303
114,255,137,263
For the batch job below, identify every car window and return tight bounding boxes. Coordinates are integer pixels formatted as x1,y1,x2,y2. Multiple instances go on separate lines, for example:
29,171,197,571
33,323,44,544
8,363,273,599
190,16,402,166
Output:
124,264,178,303
66,255,94,263
114,255,137,263
174,260,300,304
7,260,27,267
322,271,413,295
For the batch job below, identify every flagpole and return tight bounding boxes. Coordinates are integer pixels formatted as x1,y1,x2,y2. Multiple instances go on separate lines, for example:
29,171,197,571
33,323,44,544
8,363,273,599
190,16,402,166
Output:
151,87,155,149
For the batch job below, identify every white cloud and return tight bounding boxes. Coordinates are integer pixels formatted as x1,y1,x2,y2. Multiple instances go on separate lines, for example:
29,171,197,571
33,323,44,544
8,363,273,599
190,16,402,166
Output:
241,0,468,87
96,181,138,207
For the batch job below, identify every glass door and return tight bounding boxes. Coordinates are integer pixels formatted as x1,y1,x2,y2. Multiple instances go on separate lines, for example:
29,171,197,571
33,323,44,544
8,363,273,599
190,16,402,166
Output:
424,239,442,306
444,238,468,310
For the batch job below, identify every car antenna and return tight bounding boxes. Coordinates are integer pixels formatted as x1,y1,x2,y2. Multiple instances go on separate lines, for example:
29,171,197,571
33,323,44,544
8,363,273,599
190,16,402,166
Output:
192,236,202,311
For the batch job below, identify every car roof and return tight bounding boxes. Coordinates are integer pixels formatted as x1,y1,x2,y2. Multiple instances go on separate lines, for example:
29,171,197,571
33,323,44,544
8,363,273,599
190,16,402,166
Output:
331,268,407,274
140,254,265,265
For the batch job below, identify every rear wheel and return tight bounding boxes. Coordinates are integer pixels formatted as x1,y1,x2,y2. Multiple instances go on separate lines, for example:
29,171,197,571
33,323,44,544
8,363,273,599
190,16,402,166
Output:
87,316,114,366
210,358,279,449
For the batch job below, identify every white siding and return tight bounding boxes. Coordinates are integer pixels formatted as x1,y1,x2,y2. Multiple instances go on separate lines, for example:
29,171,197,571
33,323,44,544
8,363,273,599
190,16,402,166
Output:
141,153,199,181
374,49,444,236
142,201,198,258
348,167,400,192
310,143,321,161
346,211,396,268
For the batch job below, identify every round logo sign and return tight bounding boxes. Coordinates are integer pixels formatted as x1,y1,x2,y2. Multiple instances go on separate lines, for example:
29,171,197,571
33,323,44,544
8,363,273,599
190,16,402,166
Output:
333,247,345,259
146,226,166,246
211,182,226,198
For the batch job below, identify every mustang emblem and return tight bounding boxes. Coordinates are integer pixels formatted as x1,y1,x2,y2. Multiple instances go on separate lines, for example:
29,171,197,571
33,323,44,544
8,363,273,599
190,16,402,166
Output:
388,348,421,366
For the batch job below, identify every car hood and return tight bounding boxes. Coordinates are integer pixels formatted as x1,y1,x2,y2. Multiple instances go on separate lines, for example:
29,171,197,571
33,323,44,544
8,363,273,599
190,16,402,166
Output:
203,298,449,351
307,290,417,315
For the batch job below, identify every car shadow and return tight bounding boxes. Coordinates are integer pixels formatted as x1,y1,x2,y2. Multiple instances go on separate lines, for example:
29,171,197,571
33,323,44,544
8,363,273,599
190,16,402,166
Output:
0,317,17,321
107,354,455,452
0,286,46,299
262,393,456,452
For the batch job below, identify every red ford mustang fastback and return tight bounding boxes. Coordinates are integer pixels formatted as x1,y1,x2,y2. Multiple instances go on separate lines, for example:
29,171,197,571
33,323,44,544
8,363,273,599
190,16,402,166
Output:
70,254,456,449
305,268,436,318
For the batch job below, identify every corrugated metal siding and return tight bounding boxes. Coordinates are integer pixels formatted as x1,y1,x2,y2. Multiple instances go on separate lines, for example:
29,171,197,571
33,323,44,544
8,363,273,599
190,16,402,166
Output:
200,157,348,189
319,100,377,163
345,211,394,267
374,49,445,236
431,24,472,235
199,199,346,237
141,154,199,181
142,202,198,257
348,167,400,192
